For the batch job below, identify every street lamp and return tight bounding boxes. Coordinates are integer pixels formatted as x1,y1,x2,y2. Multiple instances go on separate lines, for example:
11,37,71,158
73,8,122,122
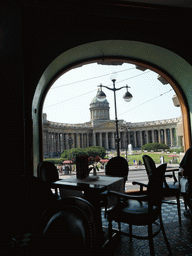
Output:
125,127,130,160
96,72,133,157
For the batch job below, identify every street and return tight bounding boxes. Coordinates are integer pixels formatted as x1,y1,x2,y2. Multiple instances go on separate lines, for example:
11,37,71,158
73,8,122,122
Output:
58,163,179,192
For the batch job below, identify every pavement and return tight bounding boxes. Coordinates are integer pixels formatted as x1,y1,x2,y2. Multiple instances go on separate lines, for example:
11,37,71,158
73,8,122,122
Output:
57,164,192,255
100,200,192,255
59,163,180,192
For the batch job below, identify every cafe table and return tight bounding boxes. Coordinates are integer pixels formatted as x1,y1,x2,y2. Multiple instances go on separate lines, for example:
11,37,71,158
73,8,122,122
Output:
51,175,124,247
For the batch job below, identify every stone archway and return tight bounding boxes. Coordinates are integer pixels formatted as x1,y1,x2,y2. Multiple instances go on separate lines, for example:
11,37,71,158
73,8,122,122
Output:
32,40,192,174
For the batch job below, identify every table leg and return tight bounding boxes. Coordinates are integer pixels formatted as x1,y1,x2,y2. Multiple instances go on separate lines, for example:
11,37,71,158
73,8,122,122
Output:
84,190,103,247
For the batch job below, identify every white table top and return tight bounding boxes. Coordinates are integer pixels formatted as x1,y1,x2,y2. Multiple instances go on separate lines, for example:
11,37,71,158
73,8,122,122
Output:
58,175,124,207
59,175,123,186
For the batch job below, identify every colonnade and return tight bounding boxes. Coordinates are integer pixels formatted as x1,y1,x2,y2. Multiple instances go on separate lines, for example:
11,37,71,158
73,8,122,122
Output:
43,126,177,158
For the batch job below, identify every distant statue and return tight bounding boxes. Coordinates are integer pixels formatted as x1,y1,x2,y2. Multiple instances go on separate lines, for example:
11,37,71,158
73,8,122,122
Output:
128,144,133,155
160,156,164,164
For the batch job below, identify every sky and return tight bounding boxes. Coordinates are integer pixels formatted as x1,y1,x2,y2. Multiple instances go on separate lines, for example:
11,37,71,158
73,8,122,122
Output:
43,62,181,124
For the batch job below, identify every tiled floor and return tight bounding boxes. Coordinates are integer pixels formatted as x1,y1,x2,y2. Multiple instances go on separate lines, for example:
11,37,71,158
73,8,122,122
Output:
10,198,191,255
101,199,192,255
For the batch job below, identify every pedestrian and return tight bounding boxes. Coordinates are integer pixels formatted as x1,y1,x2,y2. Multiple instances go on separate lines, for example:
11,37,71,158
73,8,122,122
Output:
179,146,192,218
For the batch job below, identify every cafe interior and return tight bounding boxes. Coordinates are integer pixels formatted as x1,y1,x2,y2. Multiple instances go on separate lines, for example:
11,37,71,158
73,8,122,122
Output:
1,0,192,255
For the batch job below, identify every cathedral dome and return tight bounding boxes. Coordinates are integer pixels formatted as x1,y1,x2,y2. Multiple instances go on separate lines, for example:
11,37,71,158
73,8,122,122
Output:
91,96,108,104
89,95,110,121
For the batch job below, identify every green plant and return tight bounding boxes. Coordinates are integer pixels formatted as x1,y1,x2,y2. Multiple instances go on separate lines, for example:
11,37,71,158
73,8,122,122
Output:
43,158,63,165
141,143,169,152
61,146,106,163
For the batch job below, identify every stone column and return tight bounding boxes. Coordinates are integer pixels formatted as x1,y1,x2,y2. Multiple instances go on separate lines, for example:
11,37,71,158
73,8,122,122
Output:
140,131,143,147
63,133,66,150
47,131,49,155
49,133,52,153
84,133,86,148
82,133,84,148
81,133,84,148
134,131,137,148
99,132,102,147
121,132,125,149
128,131,131,146
43,131,47,156
158,129,161,144
119,133,121,150
56,133,58,152
170,129,173,147
47,133,50,155
87,133,89,148
105,132,108,149
152,130,155,143
112,132,115,149
52,133,54,152
70,133,74,148
164,129,168,145
93,132,96,146
146,130,149,144
76,133,79,148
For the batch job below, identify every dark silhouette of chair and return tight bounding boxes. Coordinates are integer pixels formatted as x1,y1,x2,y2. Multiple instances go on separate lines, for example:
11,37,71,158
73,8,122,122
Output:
13,175,98,256
142,155,181,226
105,156,129,190
179,147,192,213
37,161,60,197
107,163,172,255
37,161,82,198
182,164,192,220
101,156,129,214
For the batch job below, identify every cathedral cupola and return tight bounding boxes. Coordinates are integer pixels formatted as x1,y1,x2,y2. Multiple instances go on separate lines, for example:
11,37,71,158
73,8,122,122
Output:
89,94,110,121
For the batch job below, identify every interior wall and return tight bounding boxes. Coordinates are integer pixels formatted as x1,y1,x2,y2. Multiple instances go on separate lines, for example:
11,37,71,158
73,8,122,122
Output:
32,40,192,173
1,0,192,240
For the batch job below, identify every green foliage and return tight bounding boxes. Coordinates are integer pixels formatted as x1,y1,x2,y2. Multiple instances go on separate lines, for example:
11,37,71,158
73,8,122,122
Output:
168,147,184,154
60,146,106,162
43,158,63,165
141,143,169,152
127,153,174,165
61,148,85,160
85,146,106,159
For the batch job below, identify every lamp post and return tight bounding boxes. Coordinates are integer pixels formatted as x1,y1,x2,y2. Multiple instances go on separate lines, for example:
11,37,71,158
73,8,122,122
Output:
96,72,133,157
125,127,130,160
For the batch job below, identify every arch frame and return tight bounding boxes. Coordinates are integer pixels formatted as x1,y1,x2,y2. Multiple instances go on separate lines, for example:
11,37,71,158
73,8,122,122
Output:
32,40,192,174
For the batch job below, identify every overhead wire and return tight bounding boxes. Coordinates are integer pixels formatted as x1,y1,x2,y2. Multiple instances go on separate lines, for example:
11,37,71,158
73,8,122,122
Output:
118,89,173,117
89,89,173,129
44,70,152,109
51,67,137,89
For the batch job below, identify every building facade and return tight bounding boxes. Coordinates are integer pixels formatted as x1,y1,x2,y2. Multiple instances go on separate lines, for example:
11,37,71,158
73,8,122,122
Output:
42,95,182,158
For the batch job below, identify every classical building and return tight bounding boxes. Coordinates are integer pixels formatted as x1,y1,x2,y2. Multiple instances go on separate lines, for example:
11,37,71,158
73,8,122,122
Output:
42,95,182,158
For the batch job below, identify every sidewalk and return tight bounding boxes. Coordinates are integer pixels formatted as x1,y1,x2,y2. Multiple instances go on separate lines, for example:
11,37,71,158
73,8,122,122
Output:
58,163,179,192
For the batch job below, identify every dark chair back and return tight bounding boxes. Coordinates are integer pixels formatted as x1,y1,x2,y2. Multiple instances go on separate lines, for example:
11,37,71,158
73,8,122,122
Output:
11,176,98,256
37,197,98,256
38,161,59,187
21,175,55,233
147,163,167,209
105,156,129,189
142,155,156,176
188,167,192,197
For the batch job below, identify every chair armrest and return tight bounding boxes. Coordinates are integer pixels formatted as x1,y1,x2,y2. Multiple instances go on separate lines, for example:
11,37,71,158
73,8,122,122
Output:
164,174,173,178
163,176,170,189
132,181,148,187
165,169,179,183
132,181,148,192
108,190,148,201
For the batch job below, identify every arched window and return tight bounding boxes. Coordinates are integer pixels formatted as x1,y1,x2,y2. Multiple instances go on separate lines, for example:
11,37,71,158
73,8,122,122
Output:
32,40,191,175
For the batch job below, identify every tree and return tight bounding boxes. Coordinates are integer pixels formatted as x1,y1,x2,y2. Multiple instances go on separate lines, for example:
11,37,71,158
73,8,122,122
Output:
60,146,106,162
141,143,169,152
85,146,106,159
